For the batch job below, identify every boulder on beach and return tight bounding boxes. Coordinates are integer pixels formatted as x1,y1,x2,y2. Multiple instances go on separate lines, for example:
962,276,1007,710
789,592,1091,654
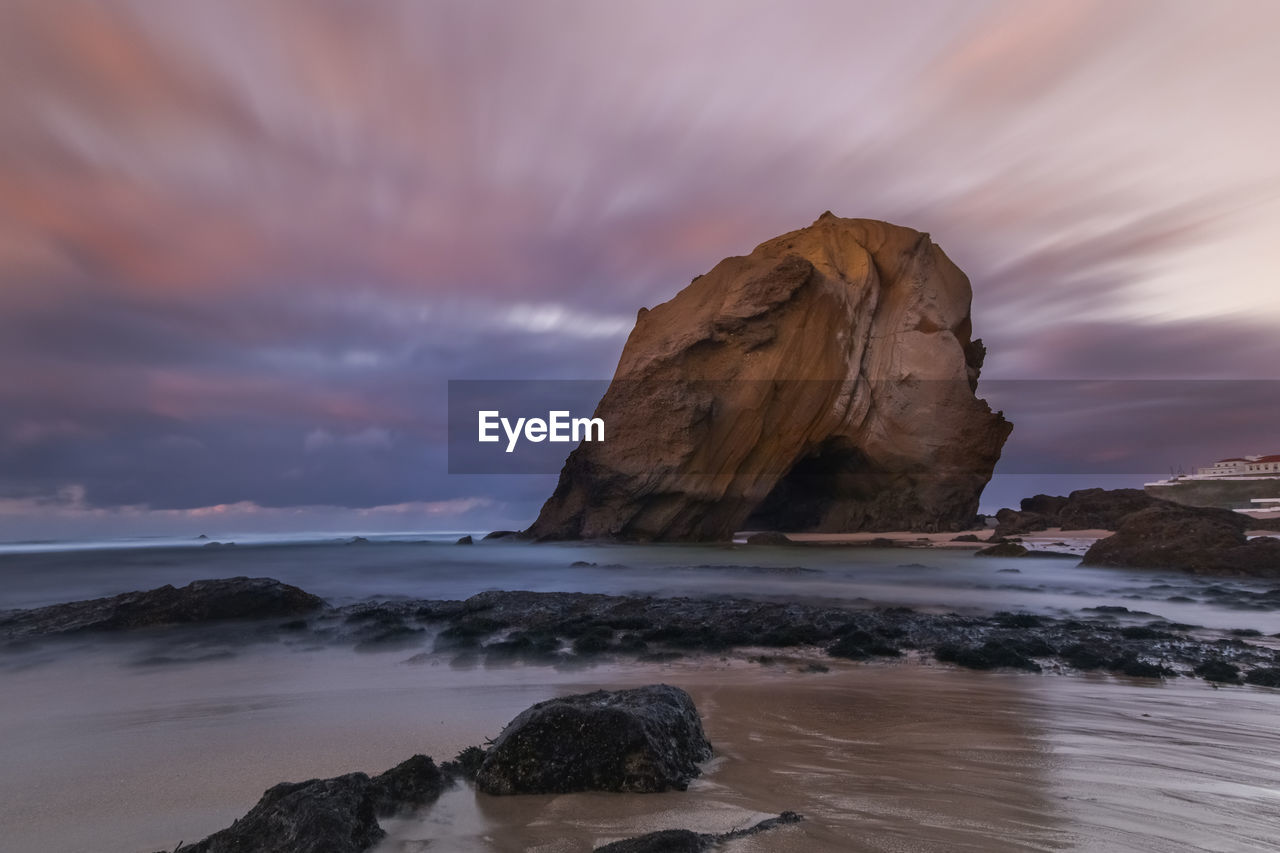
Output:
1082,503,1280,576
527,213,1011,541
0,576,325,640
173,755,444,853
475,684,712,794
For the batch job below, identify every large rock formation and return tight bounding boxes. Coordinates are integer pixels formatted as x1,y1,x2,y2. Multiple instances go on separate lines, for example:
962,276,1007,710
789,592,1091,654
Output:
528,213,1011,541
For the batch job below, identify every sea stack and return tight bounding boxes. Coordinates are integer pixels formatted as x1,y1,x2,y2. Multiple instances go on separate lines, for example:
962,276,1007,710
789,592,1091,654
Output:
528,213,1012,541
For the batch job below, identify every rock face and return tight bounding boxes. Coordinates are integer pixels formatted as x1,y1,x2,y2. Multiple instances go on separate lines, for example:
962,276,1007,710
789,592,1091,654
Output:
527,214,1011,541
475,684,712,794
1082,503,1280,576
176,755,444,853
0,576,324,640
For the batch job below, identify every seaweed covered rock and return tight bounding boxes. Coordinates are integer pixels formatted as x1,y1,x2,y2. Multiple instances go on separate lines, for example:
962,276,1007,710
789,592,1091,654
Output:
476,684,712,794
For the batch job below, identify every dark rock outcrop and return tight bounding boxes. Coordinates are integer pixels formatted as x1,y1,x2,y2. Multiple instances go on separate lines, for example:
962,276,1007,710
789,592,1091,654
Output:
174,755,443,853
993,507,1048,537
1082,503,1280,576
1245,667,1280,687
1056,488,1159,530
0,577,323,640
475,684,712,794
994,488,1160,538
527,214,1011,541
593,812,804,853
455,535,474,545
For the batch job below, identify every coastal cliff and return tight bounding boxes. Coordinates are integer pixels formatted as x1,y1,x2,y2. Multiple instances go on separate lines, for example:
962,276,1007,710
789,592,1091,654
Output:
527,213,1011,541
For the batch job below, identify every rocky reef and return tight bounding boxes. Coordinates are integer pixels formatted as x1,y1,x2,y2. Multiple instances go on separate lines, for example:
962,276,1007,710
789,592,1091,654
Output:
0,576,322,639
528,213,1011,541
9,578,1277,684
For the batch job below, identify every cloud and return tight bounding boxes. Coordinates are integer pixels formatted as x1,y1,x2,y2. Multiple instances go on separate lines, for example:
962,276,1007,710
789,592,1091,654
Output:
0,489,501,540
1,0,1278,534
986,317,1280,380
304,426,393,452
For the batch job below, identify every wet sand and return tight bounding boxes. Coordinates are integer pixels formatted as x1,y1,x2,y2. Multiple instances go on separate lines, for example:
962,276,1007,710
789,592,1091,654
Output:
5,644,1280,853
391,662,1280,853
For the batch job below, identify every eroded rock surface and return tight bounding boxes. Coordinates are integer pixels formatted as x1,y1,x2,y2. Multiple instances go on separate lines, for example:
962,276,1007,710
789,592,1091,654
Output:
528,213,1011,541
476,684,712,794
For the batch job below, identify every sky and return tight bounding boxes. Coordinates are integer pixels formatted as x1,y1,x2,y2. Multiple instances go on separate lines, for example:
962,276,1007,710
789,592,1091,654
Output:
1,0,1278,540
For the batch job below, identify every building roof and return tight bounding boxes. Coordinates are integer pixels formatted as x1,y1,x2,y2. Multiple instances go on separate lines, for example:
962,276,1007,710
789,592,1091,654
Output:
1216,458,1247,463
1257,454,1280,463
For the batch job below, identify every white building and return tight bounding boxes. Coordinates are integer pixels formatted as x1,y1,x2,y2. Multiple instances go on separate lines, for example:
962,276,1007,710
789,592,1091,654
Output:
1195,454,1280,478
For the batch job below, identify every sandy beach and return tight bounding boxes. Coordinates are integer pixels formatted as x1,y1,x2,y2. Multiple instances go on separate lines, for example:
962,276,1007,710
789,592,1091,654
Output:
5,644,1280,853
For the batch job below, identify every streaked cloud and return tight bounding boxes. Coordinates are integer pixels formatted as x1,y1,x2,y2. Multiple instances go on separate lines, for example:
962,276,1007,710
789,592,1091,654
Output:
1,0,1277,533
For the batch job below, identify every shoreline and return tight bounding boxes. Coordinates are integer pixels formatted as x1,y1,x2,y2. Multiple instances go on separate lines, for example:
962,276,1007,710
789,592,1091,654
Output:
5,544,1280,851
776,526,1112,551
